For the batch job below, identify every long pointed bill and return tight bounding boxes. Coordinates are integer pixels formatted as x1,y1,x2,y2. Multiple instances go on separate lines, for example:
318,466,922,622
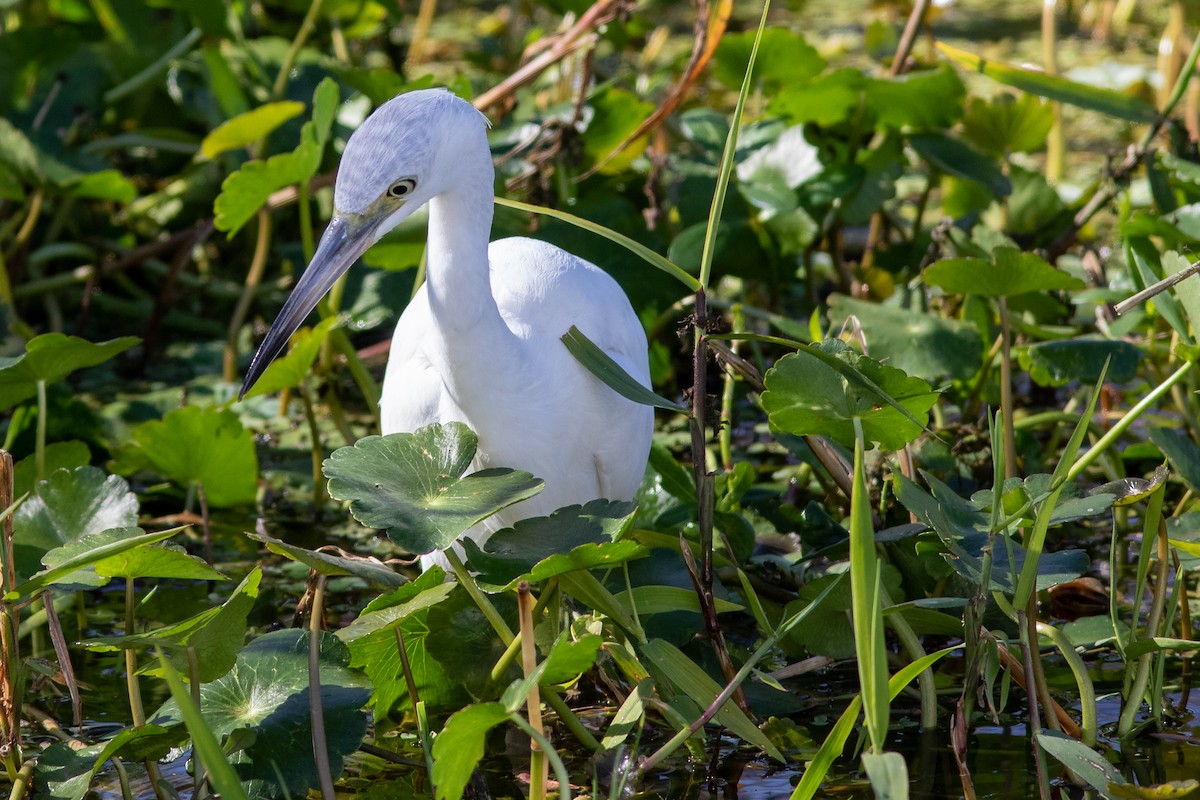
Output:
239,212,382,399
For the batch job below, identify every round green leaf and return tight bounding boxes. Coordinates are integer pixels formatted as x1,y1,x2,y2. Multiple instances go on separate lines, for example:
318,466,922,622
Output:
713,28,825,93
1017,336,1141,387
152,629,370,800
827,294,984,382
925,246,1085,297
761,340,938,451
124,405,259,507
13,466,140,581
323,423,544,556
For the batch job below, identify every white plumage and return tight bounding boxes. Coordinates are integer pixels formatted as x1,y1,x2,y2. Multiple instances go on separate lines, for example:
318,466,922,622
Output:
242,89,654,569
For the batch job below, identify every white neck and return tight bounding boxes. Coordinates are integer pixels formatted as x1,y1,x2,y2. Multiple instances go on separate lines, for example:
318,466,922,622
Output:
422,143,520,385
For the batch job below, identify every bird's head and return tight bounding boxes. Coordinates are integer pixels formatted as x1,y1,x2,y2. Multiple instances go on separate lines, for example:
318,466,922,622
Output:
238,88,489,399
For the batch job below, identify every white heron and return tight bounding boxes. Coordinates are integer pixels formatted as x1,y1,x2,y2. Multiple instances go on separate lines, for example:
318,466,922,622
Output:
239,88,654,569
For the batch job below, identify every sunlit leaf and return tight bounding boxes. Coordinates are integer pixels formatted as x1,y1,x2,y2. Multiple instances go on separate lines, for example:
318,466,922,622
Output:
324,423,544,556
12,466,140,582
246,530,406,587
1036,731,1122,797
346,577,469,716
962,93,1055,155
762,340,938,451
583,86,655,173
215,78,338,234
938,41,1158,123
864,65,965,132
121,405,259,507
925,246,1084,297
200,101,306,160
769,68,865,127
540,634,603,685
827,294,983,382
861,751,908,800
85,569,262,683
242,316,340,398
12,441,90,499
641,638,784,762
9,528,179,600
713,28,825,92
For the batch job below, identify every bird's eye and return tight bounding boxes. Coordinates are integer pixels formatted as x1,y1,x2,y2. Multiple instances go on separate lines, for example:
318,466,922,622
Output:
388,178,417,199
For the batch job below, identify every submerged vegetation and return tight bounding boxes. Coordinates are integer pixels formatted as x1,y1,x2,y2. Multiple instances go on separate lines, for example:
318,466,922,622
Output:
1,0,1200,798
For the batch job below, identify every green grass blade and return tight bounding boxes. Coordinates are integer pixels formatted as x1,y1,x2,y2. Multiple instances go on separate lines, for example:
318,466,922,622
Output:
561,326,686,412
790,646,958,800
1012,359,1109,609
937,41,1158,123
849,420,889,752
495,197,700,291
698,0,771,289
157,652,251,800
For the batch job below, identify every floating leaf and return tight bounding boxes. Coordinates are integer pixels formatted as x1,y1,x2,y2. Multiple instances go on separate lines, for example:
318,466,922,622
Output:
152,629,370,800
938,41,1158,123
0,333,138,411
1017,337,1141,387
925,246,1084,297
200,101,306,160
762,340,938,451
121,405,258,507
324,423,544,556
